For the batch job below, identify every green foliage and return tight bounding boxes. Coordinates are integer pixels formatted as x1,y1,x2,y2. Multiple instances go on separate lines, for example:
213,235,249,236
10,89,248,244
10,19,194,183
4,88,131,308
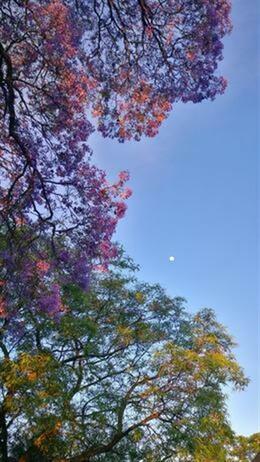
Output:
227,433,260,461
0,256,253,461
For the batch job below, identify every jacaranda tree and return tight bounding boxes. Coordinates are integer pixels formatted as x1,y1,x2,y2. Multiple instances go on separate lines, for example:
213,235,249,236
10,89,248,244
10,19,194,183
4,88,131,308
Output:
0,0,232,323
0,256,251,461
2,2,255,461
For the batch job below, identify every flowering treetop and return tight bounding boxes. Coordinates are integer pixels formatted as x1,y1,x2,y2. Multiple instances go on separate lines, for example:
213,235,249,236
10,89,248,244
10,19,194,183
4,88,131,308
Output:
0,0,231,320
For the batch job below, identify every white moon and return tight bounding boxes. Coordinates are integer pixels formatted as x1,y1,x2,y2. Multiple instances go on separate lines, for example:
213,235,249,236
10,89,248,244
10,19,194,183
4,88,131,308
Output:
169,256,175,262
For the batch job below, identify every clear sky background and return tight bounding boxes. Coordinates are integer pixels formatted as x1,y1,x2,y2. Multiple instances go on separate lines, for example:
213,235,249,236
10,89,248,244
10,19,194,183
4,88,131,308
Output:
90,0,259,436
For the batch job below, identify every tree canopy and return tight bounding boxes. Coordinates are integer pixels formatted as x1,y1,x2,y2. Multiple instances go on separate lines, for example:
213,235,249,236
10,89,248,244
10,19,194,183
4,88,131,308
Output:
1,2,258,461
0,255,253,461
0,0,232,321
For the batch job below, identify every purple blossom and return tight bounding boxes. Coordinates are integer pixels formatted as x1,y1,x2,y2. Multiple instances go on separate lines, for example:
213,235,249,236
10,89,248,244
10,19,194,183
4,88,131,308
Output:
38,284,64,318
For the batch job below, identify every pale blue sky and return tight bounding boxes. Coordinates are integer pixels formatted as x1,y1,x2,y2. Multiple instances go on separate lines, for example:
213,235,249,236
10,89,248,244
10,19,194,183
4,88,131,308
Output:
90,0,259,436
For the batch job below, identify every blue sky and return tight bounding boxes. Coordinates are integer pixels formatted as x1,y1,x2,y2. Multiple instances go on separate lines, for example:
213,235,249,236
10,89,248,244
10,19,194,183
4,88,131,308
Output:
90,0,258,436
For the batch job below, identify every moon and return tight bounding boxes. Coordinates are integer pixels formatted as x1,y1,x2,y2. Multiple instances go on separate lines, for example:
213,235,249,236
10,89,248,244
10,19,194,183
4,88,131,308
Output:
169,256,175,262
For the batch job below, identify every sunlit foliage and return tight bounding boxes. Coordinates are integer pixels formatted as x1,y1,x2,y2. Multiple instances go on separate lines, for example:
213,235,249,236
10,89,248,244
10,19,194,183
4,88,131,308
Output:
0,255,251,461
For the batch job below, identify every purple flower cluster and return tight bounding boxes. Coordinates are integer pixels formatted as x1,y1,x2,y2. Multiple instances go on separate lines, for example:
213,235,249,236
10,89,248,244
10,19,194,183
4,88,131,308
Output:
38,284,64,318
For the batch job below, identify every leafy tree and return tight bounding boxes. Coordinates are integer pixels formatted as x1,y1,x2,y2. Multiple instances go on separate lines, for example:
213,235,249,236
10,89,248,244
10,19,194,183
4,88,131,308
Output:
227,434,260,462
1,4,252,461
0,255,249,461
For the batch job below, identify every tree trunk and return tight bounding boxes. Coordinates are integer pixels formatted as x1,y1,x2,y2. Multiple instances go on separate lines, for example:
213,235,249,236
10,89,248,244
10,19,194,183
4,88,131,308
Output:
0,408,8,462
